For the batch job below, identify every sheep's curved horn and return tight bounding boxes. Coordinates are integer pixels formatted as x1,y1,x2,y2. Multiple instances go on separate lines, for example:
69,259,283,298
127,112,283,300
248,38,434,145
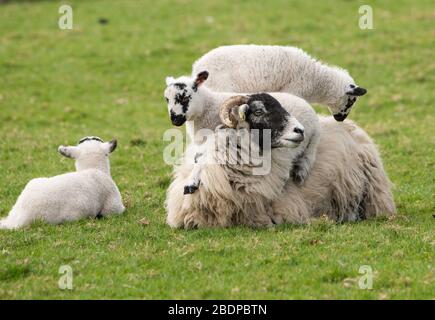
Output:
219,95,249,128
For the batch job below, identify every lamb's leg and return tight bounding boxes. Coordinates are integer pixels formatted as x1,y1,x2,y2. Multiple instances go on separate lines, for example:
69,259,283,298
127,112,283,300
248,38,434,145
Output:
291,136,318,185
101,194,125,216
0,208,31,230
183,152,204,195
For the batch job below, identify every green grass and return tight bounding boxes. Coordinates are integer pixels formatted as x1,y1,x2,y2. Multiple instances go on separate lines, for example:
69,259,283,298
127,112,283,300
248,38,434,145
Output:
0,0,433,299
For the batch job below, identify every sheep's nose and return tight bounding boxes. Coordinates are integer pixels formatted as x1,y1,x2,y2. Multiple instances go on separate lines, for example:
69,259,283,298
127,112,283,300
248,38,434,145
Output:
293,127,304,136
170,111,187,126
333,113,347,121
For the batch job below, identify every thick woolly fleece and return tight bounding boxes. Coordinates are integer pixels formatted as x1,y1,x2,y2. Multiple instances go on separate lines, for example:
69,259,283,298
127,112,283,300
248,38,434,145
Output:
166,117,396,228
192,45,364,118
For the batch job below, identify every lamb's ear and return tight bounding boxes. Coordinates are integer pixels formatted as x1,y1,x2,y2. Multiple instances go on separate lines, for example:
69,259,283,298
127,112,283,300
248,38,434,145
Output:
58,146,80,159
193,71,209,88
346,85,367,96
165,76,175,86
103,139,117,154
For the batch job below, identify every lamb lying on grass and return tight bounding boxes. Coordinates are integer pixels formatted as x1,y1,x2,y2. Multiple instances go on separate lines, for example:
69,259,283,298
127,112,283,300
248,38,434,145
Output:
193,45,367,121
0,137,125,230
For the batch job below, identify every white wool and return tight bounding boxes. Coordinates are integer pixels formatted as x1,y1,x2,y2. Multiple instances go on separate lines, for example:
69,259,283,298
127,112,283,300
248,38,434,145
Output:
164,74,320,186
0,138,125,230
192,45,366,119
166,117,396,228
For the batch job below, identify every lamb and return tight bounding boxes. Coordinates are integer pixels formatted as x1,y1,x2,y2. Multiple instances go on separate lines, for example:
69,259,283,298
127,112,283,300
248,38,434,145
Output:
166,96,396,229
192,44,367,121
0,137,125,230
164,71,320,193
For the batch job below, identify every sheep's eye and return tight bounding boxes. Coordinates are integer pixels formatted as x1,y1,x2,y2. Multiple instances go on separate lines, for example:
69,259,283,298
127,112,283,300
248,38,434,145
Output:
165,97,169,103
253,110,264,116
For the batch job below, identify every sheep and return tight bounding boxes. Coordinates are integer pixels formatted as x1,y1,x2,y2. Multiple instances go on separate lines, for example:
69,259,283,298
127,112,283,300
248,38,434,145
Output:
192,44,368,121
0,137,125,230
166,93,306,228
164,71,320,193
166,97,396,229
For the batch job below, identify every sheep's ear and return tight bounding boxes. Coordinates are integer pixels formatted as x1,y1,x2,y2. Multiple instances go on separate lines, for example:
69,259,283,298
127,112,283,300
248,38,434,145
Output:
193,71,209,88
346,85,367,96
103,139,117,154
166,76,175,86
58,146,80,159
238,104,249,121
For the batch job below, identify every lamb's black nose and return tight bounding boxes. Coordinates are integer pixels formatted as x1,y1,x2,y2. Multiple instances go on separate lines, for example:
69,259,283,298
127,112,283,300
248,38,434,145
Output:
293,127,304,136
170,111,186,126
333,113,347,122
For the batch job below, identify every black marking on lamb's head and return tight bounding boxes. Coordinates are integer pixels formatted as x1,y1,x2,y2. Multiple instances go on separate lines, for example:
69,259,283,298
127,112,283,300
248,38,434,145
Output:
78,136,103,144
173,83,187,90
174,88,191,114
165,81,193,126
245,93,290,148
334,84,368,121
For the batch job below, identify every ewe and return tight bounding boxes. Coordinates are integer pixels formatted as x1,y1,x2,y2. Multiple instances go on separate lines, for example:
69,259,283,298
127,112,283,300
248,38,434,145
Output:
0,137,125,229
192,45,367,121
166,94,305,228
166,96,396,229
164,71,320,192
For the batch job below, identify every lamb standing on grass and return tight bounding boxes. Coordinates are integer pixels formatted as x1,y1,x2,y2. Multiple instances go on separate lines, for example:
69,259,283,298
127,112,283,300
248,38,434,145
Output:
193,45,367,121
0,137,125,230
164,71,320,192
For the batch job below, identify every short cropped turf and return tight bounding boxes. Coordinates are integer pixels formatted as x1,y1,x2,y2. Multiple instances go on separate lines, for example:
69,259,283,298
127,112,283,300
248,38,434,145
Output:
0,0,433,299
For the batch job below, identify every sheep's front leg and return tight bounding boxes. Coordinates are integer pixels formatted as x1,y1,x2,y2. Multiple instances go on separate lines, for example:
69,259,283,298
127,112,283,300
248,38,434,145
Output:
183,152,203,194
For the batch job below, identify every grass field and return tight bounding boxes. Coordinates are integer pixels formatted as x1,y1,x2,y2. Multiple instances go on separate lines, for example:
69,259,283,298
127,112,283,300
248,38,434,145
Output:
0,0,433,299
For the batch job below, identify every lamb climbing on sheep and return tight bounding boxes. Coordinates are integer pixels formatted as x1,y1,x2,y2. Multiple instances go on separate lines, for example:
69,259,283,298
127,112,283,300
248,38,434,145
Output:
0,137,125,230
192,44,367,121
164,71,320,193
166,96,396,228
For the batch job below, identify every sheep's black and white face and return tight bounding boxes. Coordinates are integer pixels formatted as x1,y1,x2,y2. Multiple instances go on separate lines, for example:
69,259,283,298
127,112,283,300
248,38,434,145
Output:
243,94,305,148
331,84,367,121
164,71,209,126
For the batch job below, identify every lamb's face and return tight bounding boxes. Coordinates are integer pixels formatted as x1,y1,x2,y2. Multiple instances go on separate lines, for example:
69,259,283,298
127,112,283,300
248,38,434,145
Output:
58,136,117,173
164,71,209,126
330,84,367,121
244,94,305,148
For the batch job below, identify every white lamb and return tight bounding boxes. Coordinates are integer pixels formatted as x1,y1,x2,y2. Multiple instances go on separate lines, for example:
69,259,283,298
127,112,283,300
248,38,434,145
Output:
0,137,125,230
164,71,320,193
192,44,367,121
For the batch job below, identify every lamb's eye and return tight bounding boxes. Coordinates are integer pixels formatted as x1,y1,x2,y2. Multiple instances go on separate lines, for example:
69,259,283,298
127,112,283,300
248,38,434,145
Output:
165,97,169,103
253,110,264,116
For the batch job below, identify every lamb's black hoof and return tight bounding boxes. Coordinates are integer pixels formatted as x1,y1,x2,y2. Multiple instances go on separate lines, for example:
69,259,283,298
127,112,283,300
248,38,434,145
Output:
184,185,198,195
